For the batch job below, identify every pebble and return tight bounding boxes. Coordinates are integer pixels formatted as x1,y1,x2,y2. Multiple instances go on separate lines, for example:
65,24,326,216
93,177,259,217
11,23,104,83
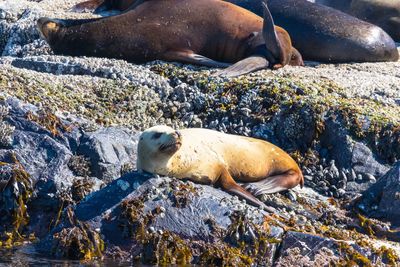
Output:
337,188,346,197
363,173,376,183
286,191,297,202
349,169,357,181
304,175,313,181
339,170,347,182
0,9,6,20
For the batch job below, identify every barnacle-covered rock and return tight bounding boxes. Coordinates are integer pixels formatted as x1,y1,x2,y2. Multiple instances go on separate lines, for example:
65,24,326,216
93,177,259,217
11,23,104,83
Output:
358,162,400,226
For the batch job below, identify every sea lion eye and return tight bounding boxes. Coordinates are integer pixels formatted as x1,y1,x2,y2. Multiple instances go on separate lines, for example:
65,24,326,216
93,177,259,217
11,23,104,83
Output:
152,132,162,139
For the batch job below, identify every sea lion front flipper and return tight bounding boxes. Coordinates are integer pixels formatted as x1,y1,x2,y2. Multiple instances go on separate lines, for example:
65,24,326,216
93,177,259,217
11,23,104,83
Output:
213,56,269,77
217,166,276,213
163,51,231,68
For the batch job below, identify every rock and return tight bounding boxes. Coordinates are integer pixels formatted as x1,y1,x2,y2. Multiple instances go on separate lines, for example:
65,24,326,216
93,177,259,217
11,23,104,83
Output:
320,117,389,183
363,173,376,183
0,0,399,262
351,142,389,178
358,162,400,226
37,174,283,265
320,116,354,169
0,97,82,238
77,127,140,182
275,231,392,266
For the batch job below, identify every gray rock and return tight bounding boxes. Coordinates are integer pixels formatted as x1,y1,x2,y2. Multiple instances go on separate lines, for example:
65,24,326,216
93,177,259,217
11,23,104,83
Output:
320,117,389,183
275,231,386,266
77,127,140,182
352,142,389,178
358,162,400,226
320,116,353,169
0,97,82,236
363,173,376,183
38,174,281,264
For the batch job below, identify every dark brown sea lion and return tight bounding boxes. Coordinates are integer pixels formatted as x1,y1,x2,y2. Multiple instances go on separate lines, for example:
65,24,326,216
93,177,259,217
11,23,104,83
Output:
72,0,399,63
314,0,400,42
72,0,137,13
229,0,399,63
39,0,303,77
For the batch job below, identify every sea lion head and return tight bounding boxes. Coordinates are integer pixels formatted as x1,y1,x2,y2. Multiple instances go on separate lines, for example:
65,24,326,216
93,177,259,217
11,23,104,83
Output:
37,18,65,47
138,125,182,159
37,17,104,56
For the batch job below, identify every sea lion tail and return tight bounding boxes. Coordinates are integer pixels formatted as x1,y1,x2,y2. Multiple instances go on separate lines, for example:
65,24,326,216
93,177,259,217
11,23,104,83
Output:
261,0,284,66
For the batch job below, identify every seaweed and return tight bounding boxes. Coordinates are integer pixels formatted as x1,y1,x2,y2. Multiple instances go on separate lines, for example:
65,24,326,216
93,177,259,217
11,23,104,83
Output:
0,153,34,248
51,223,104,260
170,180,198,208
142,231,192,265
68,155,91,178
71,178,95,203
26,110,73,137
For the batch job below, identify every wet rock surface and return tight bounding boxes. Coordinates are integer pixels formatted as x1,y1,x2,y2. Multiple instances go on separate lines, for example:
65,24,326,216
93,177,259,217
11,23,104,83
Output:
358,162,400,226
0,0,399,265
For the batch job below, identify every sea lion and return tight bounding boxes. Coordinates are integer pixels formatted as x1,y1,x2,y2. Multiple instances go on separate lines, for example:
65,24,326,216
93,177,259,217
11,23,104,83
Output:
71,0,399,63
229,0,399,63
313,0,400,42
72,0,138,13
38,0,303,77
137,125,304,209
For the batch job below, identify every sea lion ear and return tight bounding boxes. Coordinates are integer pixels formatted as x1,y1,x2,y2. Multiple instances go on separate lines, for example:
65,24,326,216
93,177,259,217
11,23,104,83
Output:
37,18,62,40
261,0,283,62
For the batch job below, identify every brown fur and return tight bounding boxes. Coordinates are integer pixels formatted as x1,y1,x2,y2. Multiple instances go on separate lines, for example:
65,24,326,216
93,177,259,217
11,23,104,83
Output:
39,0,302,75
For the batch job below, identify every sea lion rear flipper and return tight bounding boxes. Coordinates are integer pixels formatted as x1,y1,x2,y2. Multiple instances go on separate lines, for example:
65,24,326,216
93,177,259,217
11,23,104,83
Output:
218,167,276,213
261,0,289,66
213,56,269,77
163,51,231,68
245,170,303,195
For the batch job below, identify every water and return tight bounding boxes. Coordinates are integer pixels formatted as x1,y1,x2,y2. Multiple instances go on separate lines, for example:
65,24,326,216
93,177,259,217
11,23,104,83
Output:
0,245,140,266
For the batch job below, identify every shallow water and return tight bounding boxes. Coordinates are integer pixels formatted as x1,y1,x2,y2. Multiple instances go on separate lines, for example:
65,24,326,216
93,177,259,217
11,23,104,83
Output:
0,245,138,266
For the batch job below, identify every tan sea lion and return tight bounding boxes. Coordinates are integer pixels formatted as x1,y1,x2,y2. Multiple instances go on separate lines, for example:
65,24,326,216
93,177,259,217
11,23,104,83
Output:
38,0,303,77
137,125,304,209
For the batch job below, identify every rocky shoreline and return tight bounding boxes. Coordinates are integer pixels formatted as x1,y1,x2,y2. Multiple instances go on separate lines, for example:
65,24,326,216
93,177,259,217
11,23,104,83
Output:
0,0,399,265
